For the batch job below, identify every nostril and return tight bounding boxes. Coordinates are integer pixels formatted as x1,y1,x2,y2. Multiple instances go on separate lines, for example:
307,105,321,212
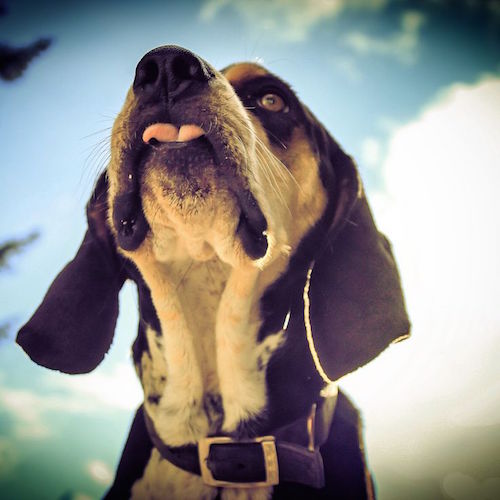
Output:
167,52,211,98
134,57,160,91
171,54,203,82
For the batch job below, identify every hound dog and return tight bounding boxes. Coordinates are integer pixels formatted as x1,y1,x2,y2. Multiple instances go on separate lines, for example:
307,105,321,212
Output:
17,45,410,499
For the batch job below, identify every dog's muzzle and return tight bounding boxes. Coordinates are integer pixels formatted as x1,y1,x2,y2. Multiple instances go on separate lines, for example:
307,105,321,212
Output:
113,46,213,251
112,45,269,259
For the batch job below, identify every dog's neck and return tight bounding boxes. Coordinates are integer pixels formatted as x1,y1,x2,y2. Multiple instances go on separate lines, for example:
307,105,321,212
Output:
131,241,290,447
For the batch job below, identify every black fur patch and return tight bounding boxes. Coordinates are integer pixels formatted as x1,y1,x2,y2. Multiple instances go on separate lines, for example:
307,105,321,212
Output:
233,75,306,147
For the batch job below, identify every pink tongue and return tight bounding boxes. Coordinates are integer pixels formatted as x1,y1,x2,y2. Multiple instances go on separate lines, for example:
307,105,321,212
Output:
142,123,205,144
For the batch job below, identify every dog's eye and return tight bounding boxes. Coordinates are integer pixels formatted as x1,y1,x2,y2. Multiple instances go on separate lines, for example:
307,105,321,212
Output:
258,93,288,113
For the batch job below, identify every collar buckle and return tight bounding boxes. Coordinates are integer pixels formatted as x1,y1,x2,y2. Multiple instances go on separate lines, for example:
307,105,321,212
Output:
198,435,279,488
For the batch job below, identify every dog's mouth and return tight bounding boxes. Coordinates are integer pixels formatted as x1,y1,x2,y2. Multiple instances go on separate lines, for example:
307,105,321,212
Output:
113,121,268,261
140,122,218,188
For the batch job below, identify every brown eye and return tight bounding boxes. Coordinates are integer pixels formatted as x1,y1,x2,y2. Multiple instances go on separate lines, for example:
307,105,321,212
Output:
258,93,288,112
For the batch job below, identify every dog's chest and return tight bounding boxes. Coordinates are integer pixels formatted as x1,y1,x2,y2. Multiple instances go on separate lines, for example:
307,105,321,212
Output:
137,258,229,419
174,259,229,388
131,258,280,499
136,251,287,434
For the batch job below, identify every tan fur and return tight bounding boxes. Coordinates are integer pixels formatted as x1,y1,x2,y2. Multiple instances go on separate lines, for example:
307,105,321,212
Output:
278,128,328,248
108,63,328,495
223,63,269,85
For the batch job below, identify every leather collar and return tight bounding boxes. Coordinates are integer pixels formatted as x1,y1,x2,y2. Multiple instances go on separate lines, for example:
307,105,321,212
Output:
143,388,338,489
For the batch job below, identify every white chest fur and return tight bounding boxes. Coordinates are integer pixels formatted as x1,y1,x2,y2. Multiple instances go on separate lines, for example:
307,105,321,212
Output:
137,254,286,443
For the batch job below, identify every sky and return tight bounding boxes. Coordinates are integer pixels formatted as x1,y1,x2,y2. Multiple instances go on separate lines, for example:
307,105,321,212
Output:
1,0,500,498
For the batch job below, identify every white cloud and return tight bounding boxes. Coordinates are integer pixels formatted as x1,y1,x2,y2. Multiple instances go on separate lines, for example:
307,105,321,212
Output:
86,459,114,486
341,74,500,473
332,55,363,83
200,0,388,42
0,384,98,439
46,362,143,412
449,378,500,427
343,10,426,64
360,136,382,168
0,362,142,440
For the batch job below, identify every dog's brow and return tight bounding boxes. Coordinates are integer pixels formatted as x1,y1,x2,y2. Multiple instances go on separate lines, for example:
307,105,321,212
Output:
232,75,294,97
222,62,269,86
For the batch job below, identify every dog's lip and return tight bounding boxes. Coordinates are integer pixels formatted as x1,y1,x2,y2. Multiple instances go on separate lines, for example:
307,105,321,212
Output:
235,189,268,259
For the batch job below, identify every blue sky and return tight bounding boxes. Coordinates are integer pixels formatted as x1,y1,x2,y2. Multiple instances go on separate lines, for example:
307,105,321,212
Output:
1,1,500,499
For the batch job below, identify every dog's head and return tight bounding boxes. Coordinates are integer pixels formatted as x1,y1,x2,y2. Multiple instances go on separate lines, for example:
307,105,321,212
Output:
17,46,410,392
107,46,339,269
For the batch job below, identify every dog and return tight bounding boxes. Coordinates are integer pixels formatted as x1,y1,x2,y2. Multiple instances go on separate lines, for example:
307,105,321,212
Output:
17,45,410,499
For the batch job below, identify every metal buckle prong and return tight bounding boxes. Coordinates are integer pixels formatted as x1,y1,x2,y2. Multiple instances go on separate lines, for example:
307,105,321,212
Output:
198,435,279,488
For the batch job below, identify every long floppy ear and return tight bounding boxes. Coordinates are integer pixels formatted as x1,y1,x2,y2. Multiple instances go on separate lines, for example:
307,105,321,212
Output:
17,172,127,374
306,145,411,382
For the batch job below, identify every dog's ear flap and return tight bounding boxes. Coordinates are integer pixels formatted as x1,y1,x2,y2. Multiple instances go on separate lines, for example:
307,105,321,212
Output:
17,173,126,374
308,147,410,382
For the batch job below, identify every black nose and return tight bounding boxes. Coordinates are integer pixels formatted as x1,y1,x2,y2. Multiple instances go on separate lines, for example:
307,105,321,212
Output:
133,45,212,99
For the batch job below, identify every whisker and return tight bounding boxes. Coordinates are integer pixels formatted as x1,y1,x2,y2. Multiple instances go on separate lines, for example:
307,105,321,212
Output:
254,146,290,214
234,122,292,214
80,126,113,140
264,131,287,151
237,122,321,224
